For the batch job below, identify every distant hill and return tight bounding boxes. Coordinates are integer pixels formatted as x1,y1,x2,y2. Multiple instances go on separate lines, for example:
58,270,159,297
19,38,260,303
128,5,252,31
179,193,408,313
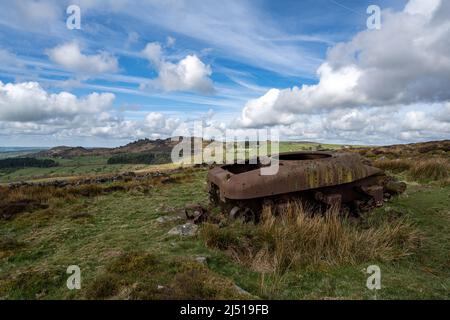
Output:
32,137,208,159
27,138,450,159
349,140,450,157
0,147,48,160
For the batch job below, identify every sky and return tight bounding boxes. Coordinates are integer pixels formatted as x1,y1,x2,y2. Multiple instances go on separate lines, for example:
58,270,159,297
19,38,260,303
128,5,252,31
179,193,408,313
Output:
0,0,449,147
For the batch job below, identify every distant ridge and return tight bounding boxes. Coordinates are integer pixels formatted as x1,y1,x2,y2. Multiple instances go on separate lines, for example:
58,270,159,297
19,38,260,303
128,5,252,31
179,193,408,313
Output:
32,137,208,159
29,138,450,159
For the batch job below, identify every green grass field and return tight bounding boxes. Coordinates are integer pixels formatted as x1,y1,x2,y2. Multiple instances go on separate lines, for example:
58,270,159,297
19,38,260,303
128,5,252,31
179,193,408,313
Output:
0,167,449,299
0,156,150,183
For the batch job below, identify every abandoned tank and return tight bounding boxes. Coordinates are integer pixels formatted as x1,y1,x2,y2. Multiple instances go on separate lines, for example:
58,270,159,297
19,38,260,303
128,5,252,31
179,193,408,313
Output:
207,151,406,221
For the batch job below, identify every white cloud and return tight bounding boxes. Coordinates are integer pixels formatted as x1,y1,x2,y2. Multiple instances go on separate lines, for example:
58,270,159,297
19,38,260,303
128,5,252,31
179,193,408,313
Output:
289,104,450,144
166,36,176,48
434,102,450,122
0,81,186,142
0,85,181,142
141,42,163,66
404,0,441,18
47,42,119,76
145,112,180,135
140,42,214,94
238,0,450,129
0,81,115,122
240,89,295,127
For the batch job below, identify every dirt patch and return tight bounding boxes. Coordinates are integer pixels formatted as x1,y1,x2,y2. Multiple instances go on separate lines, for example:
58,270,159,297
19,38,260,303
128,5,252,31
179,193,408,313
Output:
0,199,48,220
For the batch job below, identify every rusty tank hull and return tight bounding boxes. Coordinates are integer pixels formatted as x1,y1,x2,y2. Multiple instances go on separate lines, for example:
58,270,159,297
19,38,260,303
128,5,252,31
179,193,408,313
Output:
208,152,405,220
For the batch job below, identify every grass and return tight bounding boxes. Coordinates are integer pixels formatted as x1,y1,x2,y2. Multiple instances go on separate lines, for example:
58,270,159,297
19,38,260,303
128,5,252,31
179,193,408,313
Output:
200,201,422,298
0,156,151,183
408,159,449,181
0,169,252,299
373,157,449,182
83,251,248,300
0,142,449,300
373,159,412,173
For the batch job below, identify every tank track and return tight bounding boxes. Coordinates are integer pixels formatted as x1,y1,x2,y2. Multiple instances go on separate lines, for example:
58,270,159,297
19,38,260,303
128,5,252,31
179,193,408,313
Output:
209,174,406,222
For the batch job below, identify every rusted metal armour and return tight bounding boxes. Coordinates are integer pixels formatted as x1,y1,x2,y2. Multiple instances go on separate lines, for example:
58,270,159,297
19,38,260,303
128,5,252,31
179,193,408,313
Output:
208,152,382,201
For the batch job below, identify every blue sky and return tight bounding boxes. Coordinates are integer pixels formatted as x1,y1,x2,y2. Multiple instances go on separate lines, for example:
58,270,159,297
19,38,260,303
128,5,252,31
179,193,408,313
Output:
1,0,449,147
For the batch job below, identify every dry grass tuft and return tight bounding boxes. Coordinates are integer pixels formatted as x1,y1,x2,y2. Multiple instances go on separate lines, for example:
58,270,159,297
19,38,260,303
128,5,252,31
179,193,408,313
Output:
441,177,450,187
373,159,412,172
373,157,449,182
201,202,421,274
408,159,449,181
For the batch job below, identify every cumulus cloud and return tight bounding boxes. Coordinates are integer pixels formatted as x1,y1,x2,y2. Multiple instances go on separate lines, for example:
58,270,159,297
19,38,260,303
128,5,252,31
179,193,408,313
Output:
287,104,450,145
238,0,450,129
47,42,119,76
144,112,181,135
0,81,187,142
434,102,450,122
140,42,214,94
0,81,115,122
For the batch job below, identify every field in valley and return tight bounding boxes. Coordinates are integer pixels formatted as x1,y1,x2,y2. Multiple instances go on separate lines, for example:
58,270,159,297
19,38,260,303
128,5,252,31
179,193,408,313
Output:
0,140,449,300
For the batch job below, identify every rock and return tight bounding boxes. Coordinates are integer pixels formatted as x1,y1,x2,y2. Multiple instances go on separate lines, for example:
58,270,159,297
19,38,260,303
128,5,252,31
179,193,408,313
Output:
184,204,209,224
167,223,198,236
234,284,251,296
156,217,166,223
195,256,208,265
385,180,407,195
156,216,181,223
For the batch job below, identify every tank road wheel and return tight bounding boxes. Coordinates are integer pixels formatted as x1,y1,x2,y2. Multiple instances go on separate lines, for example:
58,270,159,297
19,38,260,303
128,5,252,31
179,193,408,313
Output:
229,206,257,223
209,184,220,206
350,200,363,215
229,206,241,219
314,192,342,212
